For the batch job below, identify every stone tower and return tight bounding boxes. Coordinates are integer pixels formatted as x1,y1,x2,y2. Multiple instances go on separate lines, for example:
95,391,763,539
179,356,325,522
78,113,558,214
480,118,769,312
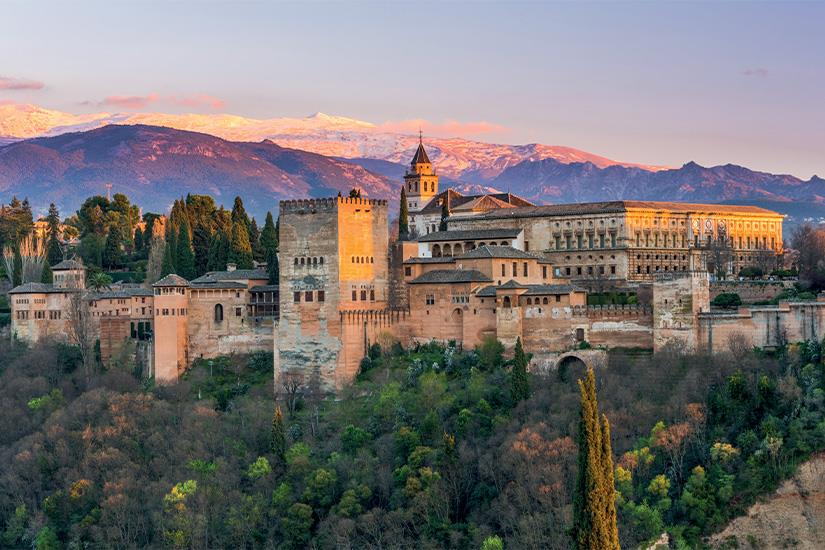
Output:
403,133,439,214
652,271,710,352
277,196,390,392
152,274,190,384
52,259,86,290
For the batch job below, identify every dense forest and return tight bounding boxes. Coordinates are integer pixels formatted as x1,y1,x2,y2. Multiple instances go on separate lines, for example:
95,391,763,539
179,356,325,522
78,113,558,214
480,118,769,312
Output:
0,334,823,549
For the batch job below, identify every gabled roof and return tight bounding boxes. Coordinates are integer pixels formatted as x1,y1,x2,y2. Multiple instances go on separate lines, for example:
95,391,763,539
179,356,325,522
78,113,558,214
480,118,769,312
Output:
8,282,69,294
418,189,534,216
498,279,528,289
152,274,190,287
190,269,268,283
411,140,431,165
417,228,522,243
52,259,84,271
457,245,536,260
408,269,493,285
468,200,783,221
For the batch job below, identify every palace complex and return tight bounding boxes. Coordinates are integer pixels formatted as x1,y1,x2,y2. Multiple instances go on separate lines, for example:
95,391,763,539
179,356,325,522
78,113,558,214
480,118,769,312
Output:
7,139,822,393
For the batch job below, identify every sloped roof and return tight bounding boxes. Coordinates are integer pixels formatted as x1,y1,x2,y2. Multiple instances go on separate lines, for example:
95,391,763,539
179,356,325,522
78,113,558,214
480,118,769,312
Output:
475,283,585,297
457,245,536,260
403,257,456,265
189,281,247,290
152,274,190,287
52,259,84,271
250,284,279,292
91,287,154,299
411,141,431,165
408,269,492,285
498,279,528,289
419,189,534,216
190,269,268,283
469,200,782,221
417,228,522,243
8,282,67,294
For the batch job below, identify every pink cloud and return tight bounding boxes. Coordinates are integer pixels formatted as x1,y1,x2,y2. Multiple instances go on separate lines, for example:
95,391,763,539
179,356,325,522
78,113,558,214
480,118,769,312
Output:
0,76,45,90
377,118,509,138
742,67,769,77
101,93,161,109
169,93,226,110
94,92,226,111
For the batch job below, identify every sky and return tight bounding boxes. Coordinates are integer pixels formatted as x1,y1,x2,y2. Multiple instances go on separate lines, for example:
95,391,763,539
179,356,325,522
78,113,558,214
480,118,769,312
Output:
2,0,824,178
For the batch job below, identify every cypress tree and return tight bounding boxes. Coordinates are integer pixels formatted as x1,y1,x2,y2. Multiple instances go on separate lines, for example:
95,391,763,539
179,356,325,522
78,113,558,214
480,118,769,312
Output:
46,203,63,266
267,247,279,285
511,337,530,402
160,239,175,278
102,224,124,269
231,196,251,234
260,212,278,253
12,247,22,286
229,218,254,269
399,187,410,240
439,194,450,231
270,405,287,465
250,217,264,262
573,368,619,550
40,261,53,284
176,223,196,279
133,226,144,254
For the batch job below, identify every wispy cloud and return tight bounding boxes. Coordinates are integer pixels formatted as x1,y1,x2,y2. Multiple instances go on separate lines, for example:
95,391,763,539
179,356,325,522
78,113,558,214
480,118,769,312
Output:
0,76,45,90
377,118,509,138
742,67,769,78
92,92,226,111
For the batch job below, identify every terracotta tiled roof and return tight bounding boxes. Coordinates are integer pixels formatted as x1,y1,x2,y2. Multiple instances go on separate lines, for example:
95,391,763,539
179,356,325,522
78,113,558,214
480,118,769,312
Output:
417,228,522,243
190,269,268,283
408,269,493,285
469,200,783,220
475,283,585,297
152,274,190,287
52,259,84,271
457,245,536,260
8,282,67,294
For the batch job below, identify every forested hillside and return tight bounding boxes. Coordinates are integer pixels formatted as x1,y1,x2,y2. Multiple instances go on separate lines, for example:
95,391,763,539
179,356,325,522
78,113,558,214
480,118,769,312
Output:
0,337,823,548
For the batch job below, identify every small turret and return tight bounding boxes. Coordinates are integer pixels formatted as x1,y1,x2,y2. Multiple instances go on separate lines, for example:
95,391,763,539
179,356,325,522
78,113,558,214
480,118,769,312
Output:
403,131,439,215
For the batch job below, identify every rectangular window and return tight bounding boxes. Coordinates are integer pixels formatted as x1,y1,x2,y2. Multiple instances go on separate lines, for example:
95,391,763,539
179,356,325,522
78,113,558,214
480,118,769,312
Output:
524,240,530,251
405,267,412,276
294,292,301,303
556,295,561,302
360,290,367,301
352,290,357,301
610,265,616,275
523,262,528,277
235,307,242,316
501,264,506,276
370,290,375,301
542,266,548,279
512,262,517,276
305,291,313,302
425,294,435,305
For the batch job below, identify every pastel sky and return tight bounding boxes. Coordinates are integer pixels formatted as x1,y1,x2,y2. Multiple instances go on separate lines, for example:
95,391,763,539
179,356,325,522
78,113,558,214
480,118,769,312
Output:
2,0,824,178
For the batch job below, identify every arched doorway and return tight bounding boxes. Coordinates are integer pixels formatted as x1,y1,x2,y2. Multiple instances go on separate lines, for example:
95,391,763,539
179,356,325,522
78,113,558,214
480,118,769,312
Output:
557,354,588,383
432,244,441,257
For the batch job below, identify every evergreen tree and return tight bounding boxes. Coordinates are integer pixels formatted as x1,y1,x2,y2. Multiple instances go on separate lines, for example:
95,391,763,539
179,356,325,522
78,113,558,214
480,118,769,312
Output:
229,218,254,269
260,212,278,253
192,226,212,276
176,223,196,280
439,195,450,231
133,226,144,254
267,247,279,285
207,228,229,272
45,203,63,266
12,248,22,286
573,368,620,550
399,188,410,240
102,224,124,269
40,261,53,284
231,196,251,235
160,239,176,278
511,337,530,402
271,405,287,465
250,218,264,262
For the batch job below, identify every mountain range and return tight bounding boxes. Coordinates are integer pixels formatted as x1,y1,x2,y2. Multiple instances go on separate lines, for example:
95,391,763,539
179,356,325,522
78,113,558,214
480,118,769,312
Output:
1,102,824,227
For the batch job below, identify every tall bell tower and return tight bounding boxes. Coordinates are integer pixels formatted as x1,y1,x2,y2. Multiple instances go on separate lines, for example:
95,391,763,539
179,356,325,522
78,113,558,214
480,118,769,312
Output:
403,132,439,214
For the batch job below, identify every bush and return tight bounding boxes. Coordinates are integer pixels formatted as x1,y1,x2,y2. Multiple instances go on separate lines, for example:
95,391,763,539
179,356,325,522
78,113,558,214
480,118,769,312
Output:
739,266,764,279
712,293,742,308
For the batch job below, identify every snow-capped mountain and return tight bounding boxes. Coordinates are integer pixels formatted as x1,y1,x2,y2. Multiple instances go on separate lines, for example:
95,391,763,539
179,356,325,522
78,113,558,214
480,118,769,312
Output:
0,103,666,181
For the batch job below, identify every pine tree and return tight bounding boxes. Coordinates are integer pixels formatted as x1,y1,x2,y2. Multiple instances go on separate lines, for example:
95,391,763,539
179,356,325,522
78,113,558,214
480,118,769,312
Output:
45,203,63,266
176,223,196,279
573,368,620,550
40,261,53,284
229,218,254,269
511,337,530,402
399,187,410,240
270,405,287,464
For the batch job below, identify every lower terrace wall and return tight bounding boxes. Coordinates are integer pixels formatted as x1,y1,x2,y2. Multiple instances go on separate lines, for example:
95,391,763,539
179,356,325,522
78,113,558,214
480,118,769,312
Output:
710,280,792,304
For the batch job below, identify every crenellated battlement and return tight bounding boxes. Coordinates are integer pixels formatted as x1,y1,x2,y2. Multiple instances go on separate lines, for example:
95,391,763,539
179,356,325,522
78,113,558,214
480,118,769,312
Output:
279,198,339,213
336,196,388,207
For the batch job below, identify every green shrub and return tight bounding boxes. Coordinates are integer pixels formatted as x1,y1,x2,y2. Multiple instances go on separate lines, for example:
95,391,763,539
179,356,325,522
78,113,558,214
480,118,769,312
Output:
712,293,742,308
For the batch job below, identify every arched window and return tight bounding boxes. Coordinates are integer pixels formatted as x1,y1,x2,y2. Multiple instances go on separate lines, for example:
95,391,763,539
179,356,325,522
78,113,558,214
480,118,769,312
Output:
526,298,532,305
214,304,224,322
294,258,299,265
312,257,317,266
300,257,305,265
503,296,512,308
543,297,549,305
319,257,324,265
433,244,442,257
